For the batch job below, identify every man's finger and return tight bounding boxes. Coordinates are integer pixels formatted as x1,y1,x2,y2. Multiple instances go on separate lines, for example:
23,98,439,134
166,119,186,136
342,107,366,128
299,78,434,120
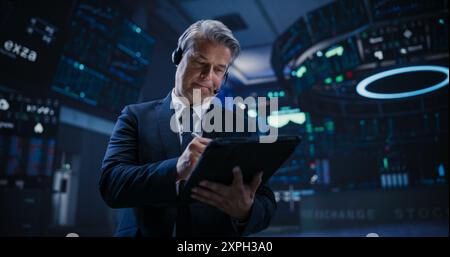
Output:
192,187,226,206
194,137,212,145
249,171,263,193
199,180,228,197
190,140,207,151
198,142,209,151
188,154,199,167
232,166,244,187
191,193,224,213
190,141,208,155
190,139,211,154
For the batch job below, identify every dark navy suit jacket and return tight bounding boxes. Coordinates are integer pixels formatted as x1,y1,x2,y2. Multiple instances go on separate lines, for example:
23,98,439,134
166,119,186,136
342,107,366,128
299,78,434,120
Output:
99,92,276,237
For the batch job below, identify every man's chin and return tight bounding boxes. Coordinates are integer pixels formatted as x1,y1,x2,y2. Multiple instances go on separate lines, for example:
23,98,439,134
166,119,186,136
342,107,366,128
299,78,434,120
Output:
189,87,212,98
200,87,213,98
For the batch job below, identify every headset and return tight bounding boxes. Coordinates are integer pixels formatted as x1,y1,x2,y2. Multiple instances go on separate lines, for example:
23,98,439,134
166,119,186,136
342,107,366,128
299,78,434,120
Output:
172,46,229,94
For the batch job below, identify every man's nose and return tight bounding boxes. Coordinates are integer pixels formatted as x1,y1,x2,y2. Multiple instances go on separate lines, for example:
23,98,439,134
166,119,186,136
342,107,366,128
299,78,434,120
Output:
200,66,214,81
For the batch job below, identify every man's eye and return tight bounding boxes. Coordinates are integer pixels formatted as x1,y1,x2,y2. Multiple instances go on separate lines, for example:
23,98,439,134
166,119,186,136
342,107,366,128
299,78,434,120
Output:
192,59,203,65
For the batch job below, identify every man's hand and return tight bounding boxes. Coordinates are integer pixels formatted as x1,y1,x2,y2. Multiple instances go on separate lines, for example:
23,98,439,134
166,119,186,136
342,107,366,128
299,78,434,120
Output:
191,166,263,220
176,137,212,181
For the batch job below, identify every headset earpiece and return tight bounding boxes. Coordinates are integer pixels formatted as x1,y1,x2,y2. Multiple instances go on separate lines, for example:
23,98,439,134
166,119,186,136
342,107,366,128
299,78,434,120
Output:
172,47,183,66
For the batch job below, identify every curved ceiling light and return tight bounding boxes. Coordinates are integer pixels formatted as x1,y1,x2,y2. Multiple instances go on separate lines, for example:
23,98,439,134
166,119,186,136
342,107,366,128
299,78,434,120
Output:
356,65,449,99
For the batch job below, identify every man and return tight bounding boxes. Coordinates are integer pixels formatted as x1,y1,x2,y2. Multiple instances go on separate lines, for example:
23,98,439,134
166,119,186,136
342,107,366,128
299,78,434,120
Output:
99,20,276,237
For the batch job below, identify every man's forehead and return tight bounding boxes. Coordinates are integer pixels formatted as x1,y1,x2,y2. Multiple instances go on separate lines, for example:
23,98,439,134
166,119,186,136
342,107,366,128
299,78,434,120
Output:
190,53,208,60
193,40,231,54
189,51,230,65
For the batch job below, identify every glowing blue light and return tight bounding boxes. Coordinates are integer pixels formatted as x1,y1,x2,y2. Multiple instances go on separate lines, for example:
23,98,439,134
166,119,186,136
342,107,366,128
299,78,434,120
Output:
438,164,445,177
356,65,449,99
135,27,141,33
79,64,85,70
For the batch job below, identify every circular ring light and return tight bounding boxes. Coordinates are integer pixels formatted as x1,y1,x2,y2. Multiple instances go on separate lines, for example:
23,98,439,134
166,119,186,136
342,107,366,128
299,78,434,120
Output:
356,65,449,99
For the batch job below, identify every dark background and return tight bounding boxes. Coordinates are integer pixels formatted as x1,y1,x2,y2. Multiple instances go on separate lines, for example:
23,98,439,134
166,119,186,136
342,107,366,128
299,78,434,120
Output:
0,0,448,237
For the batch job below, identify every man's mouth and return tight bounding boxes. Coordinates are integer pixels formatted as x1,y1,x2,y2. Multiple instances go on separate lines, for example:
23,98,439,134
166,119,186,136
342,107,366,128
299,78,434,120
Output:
192,83,212,90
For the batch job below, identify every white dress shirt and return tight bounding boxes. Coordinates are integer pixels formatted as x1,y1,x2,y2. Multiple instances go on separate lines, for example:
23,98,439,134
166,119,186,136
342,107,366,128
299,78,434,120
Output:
171,89,212,143
171,89,248,235
171,89,213,195
171,89,215,236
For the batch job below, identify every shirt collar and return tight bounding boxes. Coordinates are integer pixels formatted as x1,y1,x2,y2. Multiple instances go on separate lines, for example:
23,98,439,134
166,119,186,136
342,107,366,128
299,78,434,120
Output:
171,89,212,120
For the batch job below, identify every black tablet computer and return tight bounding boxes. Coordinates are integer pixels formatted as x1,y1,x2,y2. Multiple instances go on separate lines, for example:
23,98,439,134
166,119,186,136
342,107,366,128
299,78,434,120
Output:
179,135,301,203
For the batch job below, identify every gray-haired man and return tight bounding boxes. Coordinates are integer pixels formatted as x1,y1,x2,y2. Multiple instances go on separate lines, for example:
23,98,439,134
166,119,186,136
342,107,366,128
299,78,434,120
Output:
100,20,276,237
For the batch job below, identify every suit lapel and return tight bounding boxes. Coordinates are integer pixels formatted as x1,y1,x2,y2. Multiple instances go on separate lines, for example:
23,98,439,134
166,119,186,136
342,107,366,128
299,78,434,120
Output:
156,94,245,157
156,93,182,158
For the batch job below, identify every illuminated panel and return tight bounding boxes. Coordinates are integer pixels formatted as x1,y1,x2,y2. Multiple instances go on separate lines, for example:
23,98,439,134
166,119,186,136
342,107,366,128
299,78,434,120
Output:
26,138,44,176
267,108,306,128
361,18,428,62
307,0,368,42
275,17,311,63
51,2,155,114
6,136,26,176
356,65,449,99
430,16,449,53
0,1,74,92
291,37,361,94
0,136,4,175
45,139,56,176
370,0,446,22
52,56,108,106
0,90,59,178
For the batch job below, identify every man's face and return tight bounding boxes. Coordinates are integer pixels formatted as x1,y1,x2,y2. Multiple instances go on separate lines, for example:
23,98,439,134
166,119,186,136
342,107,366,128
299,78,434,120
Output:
175,39,232,105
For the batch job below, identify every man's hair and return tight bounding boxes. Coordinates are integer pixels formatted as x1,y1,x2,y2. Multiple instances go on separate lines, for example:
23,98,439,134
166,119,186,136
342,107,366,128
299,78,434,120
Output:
177,20,241,62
